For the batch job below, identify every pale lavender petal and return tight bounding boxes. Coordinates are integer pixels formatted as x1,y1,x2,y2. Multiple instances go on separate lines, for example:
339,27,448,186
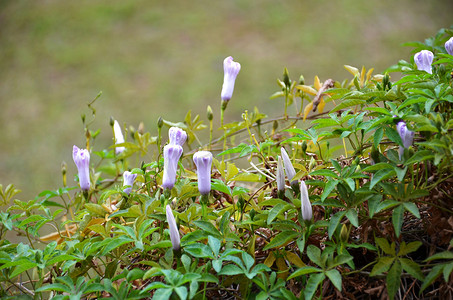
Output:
166,205,181,251
414,50,434,74
280,147,296,183
123,171,137,195
162,144,183,190
168,127,187,146
445,37,453,55
276,155,285,192
300,181,312,221
72,145,90,191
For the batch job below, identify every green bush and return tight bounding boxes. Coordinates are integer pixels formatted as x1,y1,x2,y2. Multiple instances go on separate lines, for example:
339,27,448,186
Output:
1,27,453,300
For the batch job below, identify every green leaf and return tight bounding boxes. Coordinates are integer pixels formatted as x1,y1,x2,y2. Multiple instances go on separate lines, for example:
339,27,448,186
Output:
399,258,424,281
306,245,323,268
36,283,71,293
330,99,366,113
369,168,395,190
218,264,243,276
370,257,394,276
386,260,402,300
287,266,322,280
183,244,213,259
392,204,404,238
402,202,420,219
424,251,453,261
420,265,444,293
310,169,339,179
398,241,422,256
210,179,232,196
345,209,358,227
208,236,221,257
325,269,342,291
385,126,403,146
193,220,221,237
267,203,291,225
328,211,346,239
263,231,299,251
404,150,435,166
321,180,338,202
304,272,326,300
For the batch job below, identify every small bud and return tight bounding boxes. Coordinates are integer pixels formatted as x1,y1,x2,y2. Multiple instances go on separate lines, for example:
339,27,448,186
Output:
207,105,213,121
445,37,453,55
340,224,349,243
300,181,312,221
81,114,86,124
61,161,67,187
221,56,241,102
157,117,164,129
283,68,290,88
72,145,90,191
129,125,136,139
414,50,434,74
138,122,145,134
193,151,213,195
109,116,115,127
166,205,181,251
272,120,279,132
301,141,307,154
299,75,305,85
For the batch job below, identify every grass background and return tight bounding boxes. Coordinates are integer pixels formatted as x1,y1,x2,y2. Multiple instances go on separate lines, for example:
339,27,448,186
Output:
0,0,452,200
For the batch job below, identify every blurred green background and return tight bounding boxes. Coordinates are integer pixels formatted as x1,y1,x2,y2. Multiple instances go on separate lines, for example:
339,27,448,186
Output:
0,0,452,200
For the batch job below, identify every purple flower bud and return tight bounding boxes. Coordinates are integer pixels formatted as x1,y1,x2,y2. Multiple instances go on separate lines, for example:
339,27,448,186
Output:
162,144,183,190
276,155,285,192
300,181,312,221
445,37,453,56
123,171,137,195
221,56,241,101
72,145,90,191
113,120,125,155
280,147,296,184
414,50,434,74
193,151,213,195
397,121,414,159
168,127,187,146
166,205,181,251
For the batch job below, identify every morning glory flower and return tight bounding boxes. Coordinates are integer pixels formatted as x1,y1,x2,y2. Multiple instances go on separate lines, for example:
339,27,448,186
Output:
113,120,125,155
300,181,312,221
221,56,241,102
166,205,181,251
162,144,183,190
276,155,285,193
168,127,187,146
193,151,213,195
445,37,453,55
280,147,296,184
414,50,434,74
123,171,137,195
397,121,415,160
72,145,90,191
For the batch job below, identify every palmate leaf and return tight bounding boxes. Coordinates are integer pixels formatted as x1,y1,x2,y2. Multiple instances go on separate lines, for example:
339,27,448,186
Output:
263,231,299,251
386,260,402,300
304,272,326,300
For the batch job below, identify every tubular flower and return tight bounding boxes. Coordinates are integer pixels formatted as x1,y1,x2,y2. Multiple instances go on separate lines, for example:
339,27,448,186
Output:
162,144,183,190
72,145,90,191
300,181,312,221
113,120,125,155
397,121,415,159
414,50,434,74
123,171,137,195
221,56,241,101
166,205,181,251
276,155,285,192
445,37,453,55
193,151,213,195
168,127,187,146
280,147,296,184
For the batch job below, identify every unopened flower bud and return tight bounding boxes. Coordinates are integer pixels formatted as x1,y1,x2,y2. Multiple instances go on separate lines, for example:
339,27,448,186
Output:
207,105,213,121
123,171,137,195
72,145,90,191
300,181,312,221
168,127,187,146
281,147,296,184
221,56,241,102
276,155,285,193
299,75,305,85
138,122,145,135
301,141,307,154
414,50,434,74
166,205,181,251
193,151,213,195
273,120,279,132
157,117,164,129
397,121,415,160
109,116,115,127
162,144,183,190
445,37,453,55
283,68,290,88
113,120,125,155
